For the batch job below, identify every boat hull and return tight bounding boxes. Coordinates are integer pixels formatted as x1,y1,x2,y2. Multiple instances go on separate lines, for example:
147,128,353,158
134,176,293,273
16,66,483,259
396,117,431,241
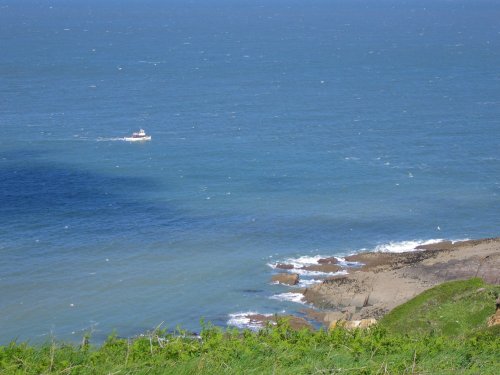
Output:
124,136,151,142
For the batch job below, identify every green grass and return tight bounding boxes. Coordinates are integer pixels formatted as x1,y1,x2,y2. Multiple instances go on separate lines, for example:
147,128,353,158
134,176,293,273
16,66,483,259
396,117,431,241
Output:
1,279,499,374
380,278,500,336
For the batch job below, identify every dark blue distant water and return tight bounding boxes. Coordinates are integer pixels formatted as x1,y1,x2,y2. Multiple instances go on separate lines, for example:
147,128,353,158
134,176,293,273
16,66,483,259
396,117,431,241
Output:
1,0,499,343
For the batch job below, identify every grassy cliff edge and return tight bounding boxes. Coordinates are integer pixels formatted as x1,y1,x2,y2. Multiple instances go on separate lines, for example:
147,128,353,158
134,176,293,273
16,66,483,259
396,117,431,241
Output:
1,279,499,374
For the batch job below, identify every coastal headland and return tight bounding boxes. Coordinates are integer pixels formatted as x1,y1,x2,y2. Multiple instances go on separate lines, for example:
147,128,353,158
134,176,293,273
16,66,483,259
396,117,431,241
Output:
268,238,500,329
2,239,499,374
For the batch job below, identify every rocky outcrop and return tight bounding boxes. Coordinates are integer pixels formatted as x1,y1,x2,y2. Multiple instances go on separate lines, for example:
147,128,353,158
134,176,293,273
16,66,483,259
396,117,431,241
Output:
416,238,499,251
303,309,350,325
344,250,443,272
487,297,500,327
415,241,454,251
268,238,500,331
303,238,500,323
271,273,299,285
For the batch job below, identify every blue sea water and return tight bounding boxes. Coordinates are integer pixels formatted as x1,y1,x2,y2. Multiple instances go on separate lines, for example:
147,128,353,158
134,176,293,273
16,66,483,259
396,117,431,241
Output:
1,0,499,343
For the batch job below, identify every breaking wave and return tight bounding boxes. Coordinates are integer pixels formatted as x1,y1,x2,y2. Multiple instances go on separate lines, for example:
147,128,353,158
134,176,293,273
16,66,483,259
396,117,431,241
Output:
269,292,306,304
372,239,447,253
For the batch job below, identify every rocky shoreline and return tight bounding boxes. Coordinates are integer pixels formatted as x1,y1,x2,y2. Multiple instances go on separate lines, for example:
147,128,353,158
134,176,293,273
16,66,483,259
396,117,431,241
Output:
266,237,500,330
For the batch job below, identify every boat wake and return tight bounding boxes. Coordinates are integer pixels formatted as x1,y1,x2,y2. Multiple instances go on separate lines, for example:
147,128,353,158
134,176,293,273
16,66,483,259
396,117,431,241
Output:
96,137,126,142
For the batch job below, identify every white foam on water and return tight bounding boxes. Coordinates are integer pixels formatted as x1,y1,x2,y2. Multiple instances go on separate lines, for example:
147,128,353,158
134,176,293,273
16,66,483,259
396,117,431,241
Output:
372,239,444,253
370,238,470,253
267,255,326,269
227,312,273,330
96,137,125,142
269,292,306,305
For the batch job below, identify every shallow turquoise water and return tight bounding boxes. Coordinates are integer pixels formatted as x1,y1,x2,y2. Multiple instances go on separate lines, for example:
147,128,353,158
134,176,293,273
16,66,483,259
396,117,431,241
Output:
0,0,499,343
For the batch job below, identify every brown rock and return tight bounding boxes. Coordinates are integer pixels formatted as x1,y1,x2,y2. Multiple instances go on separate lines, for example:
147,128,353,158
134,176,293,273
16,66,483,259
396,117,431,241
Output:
345,250,446,272
301,308,326,323
328,320,339,330
275,263,294,270
304,310,347,328
318,257,339,265
415,241,453,251
342,306,356,320
302,264,342,273
344,252,398,271
487,310,500,327
323,311,346,324
324,274,349,283
358,318,377,328
271,273,299,286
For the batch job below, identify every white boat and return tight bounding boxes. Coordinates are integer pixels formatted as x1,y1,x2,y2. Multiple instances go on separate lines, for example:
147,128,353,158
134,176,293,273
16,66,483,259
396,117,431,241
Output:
124,129,151,142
